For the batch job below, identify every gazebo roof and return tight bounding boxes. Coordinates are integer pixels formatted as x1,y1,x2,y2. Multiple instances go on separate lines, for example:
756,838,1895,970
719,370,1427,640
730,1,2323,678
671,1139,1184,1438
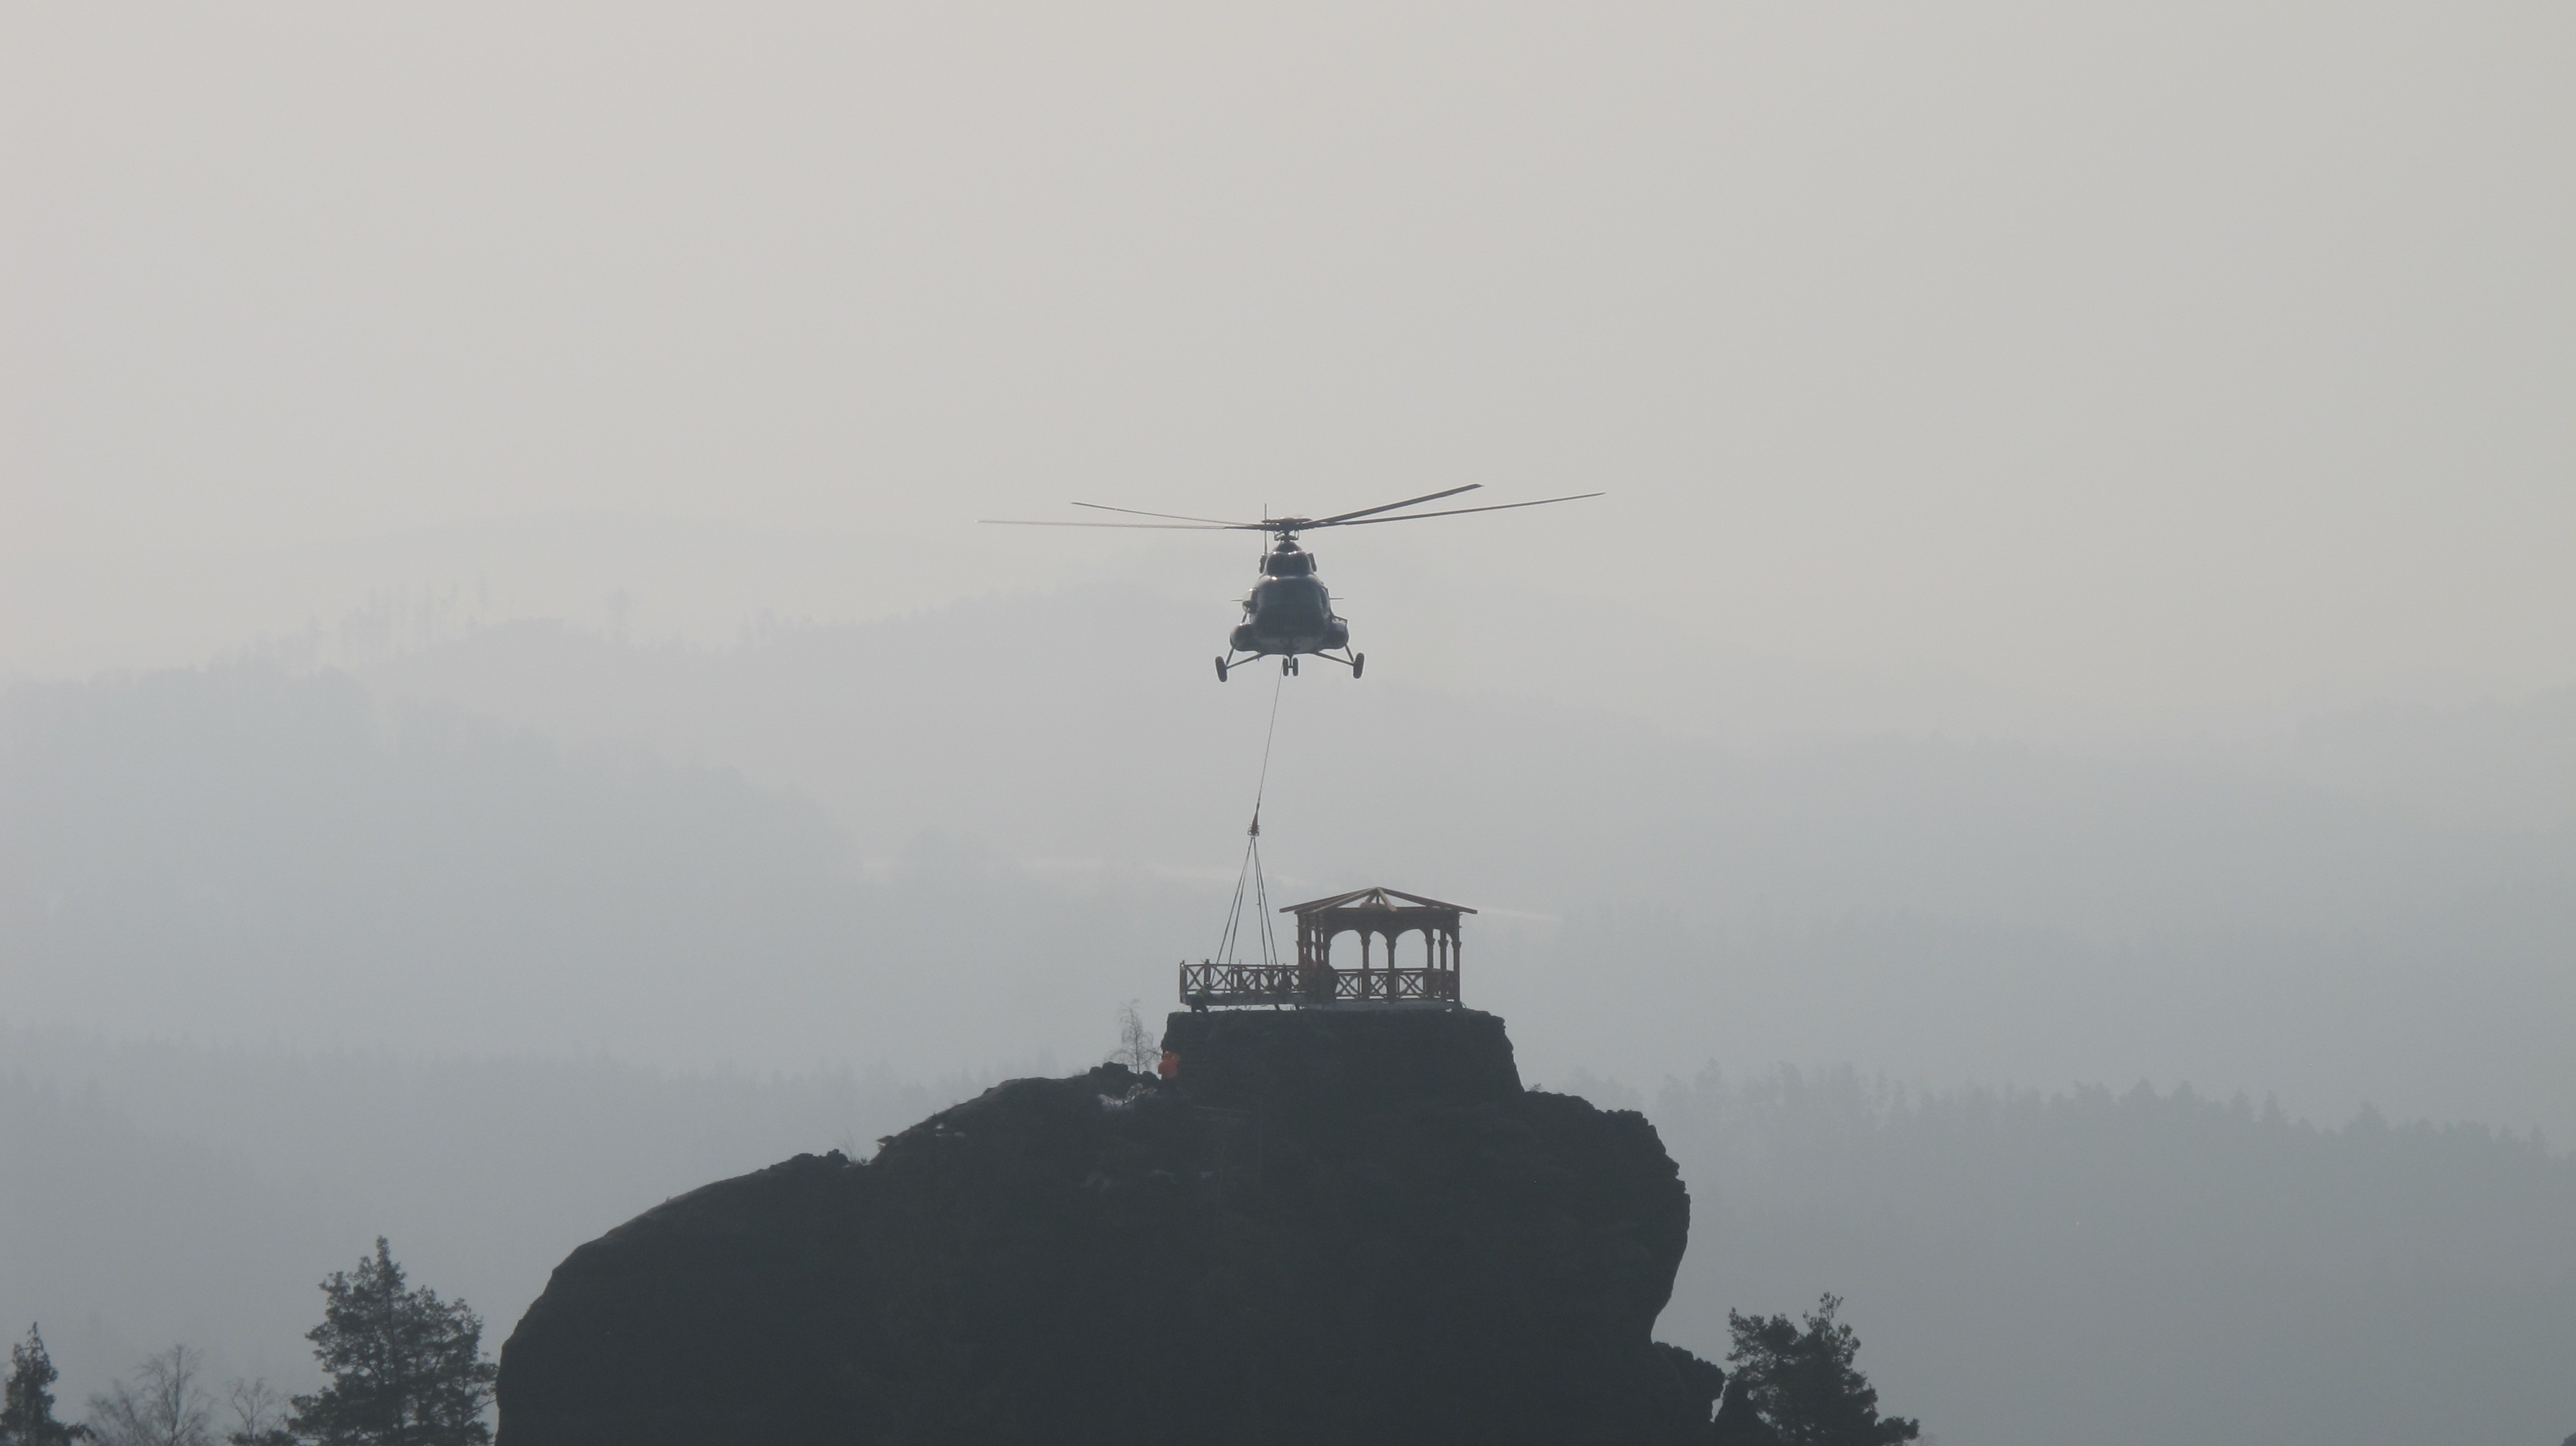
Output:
1281,886,1477,915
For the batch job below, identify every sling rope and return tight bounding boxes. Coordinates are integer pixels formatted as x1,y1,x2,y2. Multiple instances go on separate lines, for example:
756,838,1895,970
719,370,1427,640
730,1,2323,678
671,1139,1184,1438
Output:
1212,674,1285,969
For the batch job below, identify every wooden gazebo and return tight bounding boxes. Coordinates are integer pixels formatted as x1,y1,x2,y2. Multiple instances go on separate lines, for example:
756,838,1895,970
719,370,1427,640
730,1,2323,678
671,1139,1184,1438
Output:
1179,885,1473,1010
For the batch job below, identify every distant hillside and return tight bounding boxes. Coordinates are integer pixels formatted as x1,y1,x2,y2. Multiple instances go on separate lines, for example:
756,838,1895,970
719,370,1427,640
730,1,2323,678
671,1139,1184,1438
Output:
0,1027,971,1407
6,631,2572,1129
1647,1066,2576,1446
346,602,2576,1134
357,602,2572,938
0,663,1200,1074
8,1030,2570,1446
0,1061,334,1405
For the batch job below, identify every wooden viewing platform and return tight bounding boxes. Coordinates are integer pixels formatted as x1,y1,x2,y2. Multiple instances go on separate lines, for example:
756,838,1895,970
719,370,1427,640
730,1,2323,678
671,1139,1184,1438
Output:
1180,886,1473,1011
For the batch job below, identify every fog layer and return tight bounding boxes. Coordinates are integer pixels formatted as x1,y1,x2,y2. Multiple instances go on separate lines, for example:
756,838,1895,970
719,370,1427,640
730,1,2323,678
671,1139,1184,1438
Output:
5,4,2572,1443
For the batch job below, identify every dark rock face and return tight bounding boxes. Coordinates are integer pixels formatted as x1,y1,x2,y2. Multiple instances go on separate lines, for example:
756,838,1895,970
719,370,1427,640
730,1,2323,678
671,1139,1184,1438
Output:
499,1010,1731,1445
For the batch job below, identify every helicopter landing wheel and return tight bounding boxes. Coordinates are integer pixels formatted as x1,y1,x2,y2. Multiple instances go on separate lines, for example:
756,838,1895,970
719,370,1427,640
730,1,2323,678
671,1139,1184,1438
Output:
1282,657,1295,676
1215,657,1229,682
1352,652,1364,679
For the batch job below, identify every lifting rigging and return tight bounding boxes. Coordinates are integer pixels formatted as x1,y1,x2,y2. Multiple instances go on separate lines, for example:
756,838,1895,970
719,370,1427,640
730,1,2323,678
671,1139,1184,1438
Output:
1210,675,1287,977
1183,670,1477,1012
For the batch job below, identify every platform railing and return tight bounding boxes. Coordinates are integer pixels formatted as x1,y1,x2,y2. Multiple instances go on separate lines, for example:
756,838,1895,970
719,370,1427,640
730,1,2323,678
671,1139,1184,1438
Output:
1179,960,1459,1008
1178,960,1300,1005
1327,966,1457,1003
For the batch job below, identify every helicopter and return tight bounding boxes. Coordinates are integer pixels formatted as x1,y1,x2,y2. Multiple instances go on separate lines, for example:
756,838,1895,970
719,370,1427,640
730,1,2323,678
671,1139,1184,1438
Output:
982,484,1601,679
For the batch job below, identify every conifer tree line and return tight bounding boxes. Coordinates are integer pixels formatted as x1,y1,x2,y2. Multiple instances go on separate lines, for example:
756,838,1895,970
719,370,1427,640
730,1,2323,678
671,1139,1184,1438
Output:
1,1241,495,1446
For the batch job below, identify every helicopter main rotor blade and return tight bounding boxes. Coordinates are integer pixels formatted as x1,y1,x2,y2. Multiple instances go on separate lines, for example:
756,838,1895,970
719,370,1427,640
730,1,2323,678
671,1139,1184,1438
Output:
978,519,1244,530
1306,484,1482,527
1070,502,1264,526
1308,491,1605,528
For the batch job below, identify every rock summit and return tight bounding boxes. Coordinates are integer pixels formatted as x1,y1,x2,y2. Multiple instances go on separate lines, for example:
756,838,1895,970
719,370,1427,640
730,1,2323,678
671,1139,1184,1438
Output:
498,1009,1743,1445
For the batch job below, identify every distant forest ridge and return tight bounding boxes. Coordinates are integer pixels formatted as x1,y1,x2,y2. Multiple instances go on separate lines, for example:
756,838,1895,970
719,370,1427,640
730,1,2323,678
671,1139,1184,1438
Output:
2,657,2569,1135
1,1029,2570,1446
1645,1060,2576,1445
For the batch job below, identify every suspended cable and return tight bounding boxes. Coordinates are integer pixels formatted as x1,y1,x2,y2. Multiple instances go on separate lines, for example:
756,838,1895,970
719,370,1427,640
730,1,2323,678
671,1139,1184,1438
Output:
1213,674,1285,969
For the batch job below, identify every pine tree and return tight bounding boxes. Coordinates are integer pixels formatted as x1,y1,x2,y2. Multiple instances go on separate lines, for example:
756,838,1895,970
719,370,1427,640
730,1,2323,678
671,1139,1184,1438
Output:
288,1241,496,1446
1,1327,89,1446
1724,1294,1920,1446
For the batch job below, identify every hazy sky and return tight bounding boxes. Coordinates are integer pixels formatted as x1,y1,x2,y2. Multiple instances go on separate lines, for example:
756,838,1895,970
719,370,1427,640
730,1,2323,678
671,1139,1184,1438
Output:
6,3,2570,728
5,17,2575,1435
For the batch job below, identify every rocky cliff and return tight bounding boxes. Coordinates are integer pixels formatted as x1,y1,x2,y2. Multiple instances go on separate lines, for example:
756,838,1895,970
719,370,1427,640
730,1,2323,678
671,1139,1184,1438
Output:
496,1009,1744,1445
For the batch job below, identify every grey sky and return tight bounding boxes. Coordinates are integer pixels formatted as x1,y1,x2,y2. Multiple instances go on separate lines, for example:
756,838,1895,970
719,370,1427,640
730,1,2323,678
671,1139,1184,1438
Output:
6,3,2570,729
6,14,2576,1440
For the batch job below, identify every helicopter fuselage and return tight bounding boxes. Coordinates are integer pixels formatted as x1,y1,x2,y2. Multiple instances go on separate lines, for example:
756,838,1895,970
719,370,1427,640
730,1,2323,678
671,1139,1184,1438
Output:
1232,559,1347,656
1219,540,1359,678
